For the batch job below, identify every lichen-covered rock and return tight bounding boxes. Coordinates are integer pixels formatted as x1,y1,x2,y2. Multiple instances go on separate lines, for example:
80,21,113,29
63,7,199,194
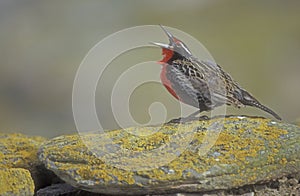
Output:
0,133,46,169
38,117,300,195
0,168,35,196
0,133,57,190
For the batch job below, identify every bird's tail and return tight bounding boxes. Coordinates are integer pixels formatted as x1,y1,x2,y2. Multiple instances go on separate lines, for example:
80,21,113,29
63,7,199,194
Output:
239,90,282,120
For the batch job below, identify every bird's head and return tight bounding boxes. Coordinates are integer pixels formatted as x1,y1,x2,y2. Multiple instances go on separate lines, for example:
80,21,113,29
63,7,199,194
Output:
152,25,192,63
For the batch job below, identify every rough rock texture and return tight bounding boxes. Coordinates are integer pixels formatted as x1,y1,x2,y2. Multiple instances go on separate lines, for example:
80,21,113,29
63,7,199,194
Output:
36,177,300,196
36,183,78,196
36,183,111,196
0,133,46,168
38,117,300,195
0,133,58,190
0,168,35,196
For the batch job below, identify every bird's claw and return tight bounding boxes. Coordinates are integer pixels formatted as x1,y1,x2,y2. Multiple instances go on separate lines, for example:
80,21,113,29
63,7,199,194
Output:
166,117,182,124
198,115,209,120
166,115,209,124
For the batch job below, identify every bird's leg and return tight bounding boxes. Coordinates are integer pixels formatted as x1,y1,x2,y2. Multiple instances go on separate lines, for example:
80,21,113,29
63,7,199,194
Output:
166,110,200,124
185,110,201,120
183,110,209,122
166,110,209,124
167,111,199,124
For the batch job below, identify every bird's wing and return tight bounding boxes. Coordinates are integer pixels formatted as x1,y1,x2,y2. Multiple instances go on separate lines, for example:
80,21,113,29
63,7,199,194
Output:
188,60,241,107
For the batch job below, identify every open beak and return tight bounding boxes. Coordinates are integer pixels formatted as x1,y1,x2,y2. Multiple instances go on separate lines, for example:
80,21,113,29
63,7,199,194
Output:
150,42,170,49
150,25,176,49
159,24,175,44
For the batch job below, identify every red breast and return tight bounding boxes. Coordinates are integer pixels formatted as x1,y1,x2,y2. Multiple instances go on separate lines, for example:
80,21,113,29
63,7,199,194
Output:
159,48,180,100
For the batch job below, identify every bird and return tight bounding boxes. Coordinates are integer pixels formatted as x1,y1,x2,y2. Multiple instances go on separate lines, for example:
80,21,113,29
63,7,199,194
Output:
151,25,281,121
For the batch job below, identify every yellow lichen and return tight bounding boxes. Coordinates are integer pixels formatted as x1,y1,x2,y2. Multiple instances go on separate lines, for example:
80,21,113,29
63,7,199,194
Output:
0,133,46,169
39,117,299,189
0,168,35,196
280,158,288,165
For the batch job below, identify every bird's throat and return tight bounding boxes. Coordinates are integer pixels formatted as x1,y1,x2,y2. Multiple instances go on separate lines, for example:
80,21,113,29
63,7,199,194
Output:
159,48,173,63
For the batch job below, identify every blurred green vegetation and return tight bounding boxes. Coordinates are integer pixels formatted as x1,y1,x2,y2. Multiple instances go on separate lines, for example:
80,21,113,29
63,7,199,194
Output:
0,0,299,137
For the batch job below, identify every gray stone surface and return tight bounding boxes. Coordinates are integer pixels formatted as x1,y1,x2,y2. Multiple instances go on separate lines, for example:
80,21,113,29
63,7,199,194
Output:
38,117,300,195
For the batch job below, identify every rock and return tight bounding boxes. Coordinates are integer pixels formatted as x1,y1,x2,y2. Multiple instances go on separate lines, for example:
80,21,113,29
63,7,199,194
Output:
0,168,35,196
36,183,106,196
36,183,77,196
0,133,46,168
38,117,300,195
0,133,58,190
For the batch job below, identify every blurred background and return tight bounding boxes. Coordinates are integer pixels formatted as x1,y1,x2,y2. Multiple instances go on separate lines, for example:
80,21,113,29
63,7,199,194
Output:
0,0,299,138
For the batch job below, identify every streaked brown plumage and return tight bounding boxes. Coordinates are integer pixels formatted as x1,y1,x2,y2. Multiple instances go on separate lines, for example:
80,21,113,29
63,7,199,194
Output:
152,25,281,120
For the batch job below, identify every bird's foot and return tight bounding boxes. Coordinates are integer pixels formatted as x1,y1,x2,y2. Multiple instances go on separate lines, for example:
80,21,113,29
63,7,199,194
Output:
166,115,209,124
198,115,210,120
166,117,182,124
187,115,209,122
